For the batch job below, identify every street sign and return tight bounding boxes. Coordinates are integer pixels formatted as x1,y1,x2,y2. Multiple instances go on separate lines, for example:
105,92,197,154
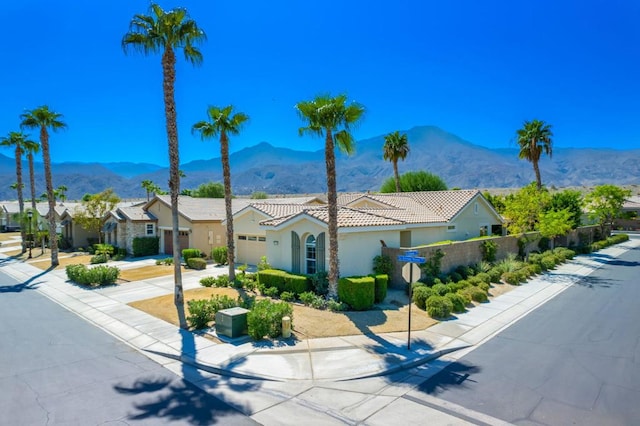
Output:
397,255,426,264
404,250,418,256
402,262,421,283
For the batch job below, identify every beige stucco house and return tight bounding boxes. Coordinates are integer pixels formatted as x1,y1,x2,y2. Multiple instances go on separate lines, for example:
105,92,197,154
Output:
233,190,503,277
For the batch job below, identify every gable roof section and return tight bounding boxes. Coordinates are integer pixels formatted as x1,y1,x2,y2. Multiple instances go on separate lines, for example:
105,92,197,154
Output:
260,206,405,228
149,195,253,222
117,205,157,222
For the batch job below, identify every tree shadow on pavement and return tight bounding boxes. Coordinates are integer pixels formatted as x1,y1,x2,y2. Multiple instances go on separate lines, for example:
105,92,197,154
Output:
417,361,481,395
0,266,53,293
114,375,252,425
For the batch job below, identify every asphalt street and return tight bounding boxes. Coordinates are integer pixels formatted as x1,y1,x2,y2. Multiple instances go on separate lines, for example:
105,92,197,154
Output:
0,265,257,425
416,241,640,425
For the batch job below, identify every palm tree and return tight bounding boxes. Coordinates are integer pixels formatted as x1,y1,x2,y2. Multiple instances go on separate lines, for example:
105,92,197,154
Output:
123,3,206,329
192,105,249,282
0,131,31,252
20,106,67,267
23,138,40,218
383,131,410,192
516,119,553,190
55,185,68,202
296,94,365,298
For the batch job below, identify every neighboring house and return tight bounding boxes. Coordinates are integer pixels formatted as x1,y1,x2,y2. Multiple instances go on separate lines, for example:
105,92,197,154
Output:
233,190,503,277
622,196,640,216
1,202,21,231
144,195,325,258
103,205,158,254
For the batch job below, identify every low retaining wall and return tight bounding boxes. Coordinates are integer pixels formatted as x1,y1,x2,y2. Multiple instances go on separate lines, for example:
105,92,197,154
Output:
382,225,602,289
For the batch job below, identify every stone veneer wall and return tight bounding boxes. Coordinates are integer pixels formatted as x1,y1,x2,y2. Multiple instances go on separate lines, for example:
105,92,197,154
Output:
382,225,603,289
125,222,150,255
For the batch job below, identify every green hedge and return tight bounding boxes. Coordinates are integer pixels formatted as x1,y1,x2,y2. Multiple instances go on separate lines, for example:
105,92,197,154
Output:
211,246,228,264
187,257,207,270
132,237,159,257
182,248,202,263
338,276,375,311
257,269,309,295
426,295,453,318
372,274,388,303
247,299,293,340
65,264,120,287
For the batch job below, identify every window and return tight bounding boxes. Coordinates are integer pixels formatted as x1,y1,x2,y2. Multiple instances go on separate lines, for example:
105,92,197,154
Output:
239,235,247,240
145,223,154,235
248,236,257,241
258,236,266,242
447,225,456,232
474,203,479,215
305,235,316,274
479,225,488,236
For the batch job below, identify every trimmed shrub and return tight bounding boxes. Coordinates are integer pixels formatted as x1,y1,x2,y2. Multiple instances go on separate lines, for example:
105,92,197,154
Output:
445,292,467,313
211,246,228,265
372,254,393,275
200,276,217,287
299,291,318,306
476,282,490,292
258,269,309,295
182,248,202,263
467,276,483,286
501,271,523,285
327,299,348,312
186,299,214,329
450,272,463,283
487,267,503,283
90,253,109,264
455,265,475,280
65,264,120,287
338,276,375,311
309,271,329,296
132,236,159,257
541,255,557,271
280,291,295,302
263,286,280,298
475,272,492,284
310,297,327,310
456,289,472,306
372,274,388,304
247,299,293,340
187,257,207,270
432,283,450,296
460,286,488,303
412,285,435,310
426,295,453,318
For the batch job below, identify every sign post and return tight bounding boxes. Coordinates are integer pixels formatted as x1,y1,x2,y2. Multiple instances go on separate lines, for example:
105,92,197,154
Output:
397,250,426,350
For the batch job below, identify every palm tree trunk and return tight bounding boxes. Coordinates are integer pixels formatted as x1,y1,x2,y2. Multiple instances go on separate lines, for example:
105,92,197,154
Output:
28,153,37,217
393,160,401,192
221,132,235,282
533,159,542,190
41,126,58,266
162,47,187,329
324,129,339,299
14,147,26,253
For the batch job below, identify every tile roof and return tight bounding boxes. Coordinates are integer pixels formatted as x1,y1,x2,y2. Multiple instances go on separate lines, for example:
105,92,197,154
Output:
257,190,486,228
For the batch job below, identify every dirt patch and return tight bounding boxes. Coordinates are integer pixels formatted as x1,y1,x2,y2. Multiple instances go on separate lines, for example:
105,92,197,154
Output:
28,253,94,270
0,232,20,243
118,265,188,283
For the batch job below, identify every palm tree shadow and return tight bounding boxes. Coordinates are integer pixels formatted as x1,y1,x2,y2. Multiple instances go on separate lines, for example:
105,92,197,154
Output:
416,360,481,395
0,266,54,293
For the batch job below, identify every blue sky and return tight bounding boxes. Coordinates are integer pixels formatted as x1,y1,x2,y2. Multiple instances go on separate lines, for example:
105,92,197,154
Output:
2,0,639,166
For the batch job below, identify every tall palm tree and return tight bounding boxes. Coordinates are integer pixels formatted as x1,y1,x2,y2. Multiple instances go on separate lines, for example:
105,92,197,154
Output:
192,105,249,283
0,131,30,252
516,119,553,190
296,94,365,298
23,138,40,218
383,131,410,192
20,107,67,266
123,3,206,329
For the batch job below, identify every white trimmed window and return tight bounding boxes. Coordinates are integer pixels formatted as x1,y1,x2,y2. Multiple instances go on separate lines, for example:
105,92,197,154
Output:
145,223,155,235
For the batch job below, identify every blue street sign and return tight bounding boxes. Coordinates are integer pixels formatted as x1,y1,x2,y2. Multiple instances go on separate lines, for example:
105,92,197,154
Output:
404,250,418,256
397,255,426,264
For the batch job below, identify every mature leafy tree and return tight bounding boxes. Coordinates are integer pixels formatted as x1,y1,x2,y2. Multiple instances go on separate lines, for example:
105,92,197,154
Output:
123,3,206,329
549,189,583,229
296,94,365,298
192,105,249,282
503,183,551,234
538,208,573,249
190,182,225,198
380,170,447,193
584,184,631,237
20,106,67,266
73,189,121,244
1,131,32,252
483,191,507,214
516,119,553,190
383,131,410,192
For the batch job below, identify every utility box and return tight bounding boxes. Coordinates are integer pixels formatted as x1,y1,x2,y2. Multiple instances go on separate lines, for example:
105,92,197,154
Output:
215,307,249,338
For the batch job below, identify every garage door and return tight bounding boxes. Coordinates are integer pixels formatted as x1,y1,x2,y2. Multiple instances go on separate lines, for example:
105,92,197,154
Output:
164,230,190,255
237,235,266,266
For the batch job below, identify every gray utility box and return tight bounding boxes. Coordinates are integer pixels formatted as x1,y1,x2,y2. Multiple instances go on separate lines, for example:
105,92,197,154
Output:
215,307,249,338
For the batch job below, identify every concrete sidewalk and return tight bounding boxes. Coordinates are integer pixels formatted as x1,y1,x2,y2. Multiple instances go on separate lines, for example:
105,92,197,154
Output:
2,238,637,383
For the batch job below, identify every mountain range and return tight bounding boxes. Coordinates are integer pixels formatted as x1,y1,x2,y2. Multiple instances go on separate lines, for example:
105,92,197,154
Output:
0,125,638,200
